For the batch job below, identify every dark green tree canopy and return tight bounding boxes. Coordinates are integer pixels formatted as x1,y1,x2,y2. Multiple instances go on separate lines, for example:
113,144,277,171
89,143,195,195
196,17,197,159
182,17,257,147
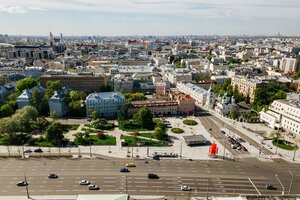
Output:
133,107,154,130
15,78,38,92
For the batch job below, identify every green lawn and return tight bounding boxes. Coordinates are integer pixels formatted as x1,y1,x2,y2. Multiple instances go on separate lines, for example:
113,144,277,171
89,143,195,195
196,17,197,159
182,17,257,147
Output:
121,136,170,147
62,124,80,131
34,141,55,147
139,133,154,138
272,140,298,151
171,128,184,134
183,119,198,126
82,127,100,133
89,135,116,145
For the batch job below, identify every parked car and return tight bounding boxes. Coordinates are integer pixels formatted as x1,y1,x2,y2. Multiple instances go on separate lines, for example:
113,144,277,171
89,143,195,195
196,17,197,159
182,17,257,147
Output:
88,184,99,190
180,185,191,191
23,149,32,153
16,181,28,186
231,144,237,149
79,180,90,185
148,173,159,179
120,168,130,173
34,148,43,153
48,174,58,179
241,146,248,151
126,163,136,167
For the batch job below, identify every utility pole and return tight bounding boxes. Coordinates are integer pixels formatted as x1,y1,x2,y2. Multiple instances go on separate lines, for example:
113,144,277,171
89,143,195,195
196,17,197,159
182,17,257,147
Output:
180,141,183,159
89,139,92,157
223,144,226,160
131,147,133,158
24,173,29,198
206,177,210,199
292,145,297,161
288,171,294,195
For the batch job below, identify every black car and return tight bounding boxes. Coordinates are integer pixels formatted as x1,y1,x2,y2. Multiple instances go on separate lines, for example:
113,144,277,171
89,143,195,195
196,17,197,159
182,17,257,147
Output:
48,174,58,179
34,148,43,153
16,181,28,186
266,184,277,190
120,168,130,173
148,173,159,179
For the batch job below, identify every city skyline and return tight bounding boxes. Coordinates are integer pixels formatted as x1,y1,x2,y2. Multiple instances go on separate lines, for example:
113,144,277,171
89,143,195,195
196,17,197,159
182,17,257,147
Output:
0,0,299,36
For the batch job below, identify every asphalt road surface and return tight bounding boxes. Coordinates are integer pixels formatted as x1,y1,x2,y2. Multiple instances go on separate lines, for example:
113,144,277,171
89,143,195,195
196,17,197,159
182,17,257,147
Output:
0,157,299,197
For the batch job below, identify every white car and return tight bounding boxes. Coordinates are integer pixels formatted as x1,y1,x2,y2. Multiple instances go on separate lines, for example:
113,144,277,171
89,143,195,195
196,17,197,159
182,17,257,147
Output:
79,180,90,185
88,184,99,190
180,185,191,191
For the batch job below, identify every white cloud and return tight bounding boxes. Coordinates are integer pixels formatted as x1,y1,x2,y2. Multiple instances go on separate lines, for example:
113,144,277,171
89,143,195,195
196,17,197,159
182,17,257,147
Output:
0,5,46,14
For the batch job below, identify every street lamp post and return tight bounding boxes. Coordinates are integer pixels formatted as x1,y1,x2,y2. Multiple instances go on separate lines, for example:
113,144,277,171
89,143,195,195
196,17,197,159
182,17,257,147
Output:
275,174,285,195
24,173,29,198
89,139,92,157
288,171,294,195
292,145,297,161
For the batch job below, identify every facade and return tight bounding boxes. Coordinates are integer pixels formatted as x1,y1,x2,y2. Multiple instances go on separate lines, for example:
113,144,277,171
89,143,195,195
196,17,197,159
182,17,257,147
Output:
0,82,16,103
231,75,265,102
170,92,195,115
167,70,192,86
48,90,69,117
280,57,300,74
259,93,300,137
155,82,167,95
128,101,178,117
8,45,54,60
205,88,236,115
17,86,45,109
113,74,133,93
24,66,46,78
40,73,108,93
85,92,125,119
177,82,208,107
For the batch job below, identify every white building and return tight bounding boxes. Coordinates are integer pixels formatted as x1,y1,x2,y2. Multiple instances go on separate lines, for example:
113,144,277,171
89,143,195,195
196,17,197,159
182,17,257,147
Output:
17,86,45,109
48,90,69,117
205,88,236,115
85,92,125,119
177,82,208,107
260,93,300,137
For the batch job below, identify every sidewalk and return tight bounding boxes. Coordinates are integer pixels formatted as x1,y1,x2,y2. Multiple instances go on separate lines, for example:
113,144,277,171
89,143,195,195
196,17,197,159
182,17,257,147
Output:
209,110,300,163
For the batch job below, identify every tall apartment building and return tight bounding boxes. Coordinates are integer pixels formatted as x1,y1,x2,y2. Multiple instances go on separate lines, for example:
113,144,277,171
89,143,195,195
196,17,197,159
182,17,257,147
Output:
280,57,300,74
85,92,125,119
40,73,108,93
260,93,300,137
231,75,265,102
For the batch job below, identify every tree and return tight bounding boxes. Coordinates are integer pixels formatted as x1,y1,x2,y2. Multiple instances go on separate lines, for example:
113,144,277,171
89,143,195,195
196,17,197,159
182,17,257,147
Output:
152,126,168,140
0,77,6,85
91,111,99,120
133,107,154,130
270,131,282,154
49,111,58,121
15,78,38,92
66,91,86,112
31,88,48,115
229,107,240,119
46,122,64,146
117,110,127,121
45,80,62,98
0,104,14,117
15,106,39,132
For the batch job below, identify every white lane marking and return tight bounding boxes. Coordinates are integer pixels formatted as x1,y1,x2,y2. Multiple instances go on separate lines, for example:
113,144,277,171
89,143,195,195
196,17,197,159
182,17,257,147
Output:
248,178,261,195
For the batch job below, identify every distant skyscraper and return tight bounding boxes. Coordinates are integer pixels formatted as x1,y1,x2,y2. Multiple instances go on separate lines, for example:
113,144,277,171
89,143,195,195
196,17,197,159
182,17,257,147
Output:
49,32,54,47
60,33,63,43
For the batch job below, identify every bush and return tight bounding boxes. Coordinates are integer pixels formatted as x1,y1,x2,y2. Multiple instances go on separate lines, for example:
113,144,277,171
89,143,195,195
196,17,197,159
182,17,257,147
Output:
183,119,198,126
272,139,298,151
171,128,184,134
97,132,106,139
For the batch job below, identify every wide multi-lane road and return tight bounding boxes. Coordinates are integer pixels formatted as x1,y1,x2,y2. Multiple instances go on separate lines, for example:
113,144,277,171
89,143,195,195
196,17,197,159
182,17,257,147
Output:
0,157,299,197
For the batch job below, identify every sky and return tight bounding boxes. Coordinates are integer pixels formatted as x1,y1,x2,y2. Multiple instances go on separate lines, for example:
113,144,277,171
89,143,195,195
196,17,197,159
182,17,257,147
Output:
0,0,299,36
